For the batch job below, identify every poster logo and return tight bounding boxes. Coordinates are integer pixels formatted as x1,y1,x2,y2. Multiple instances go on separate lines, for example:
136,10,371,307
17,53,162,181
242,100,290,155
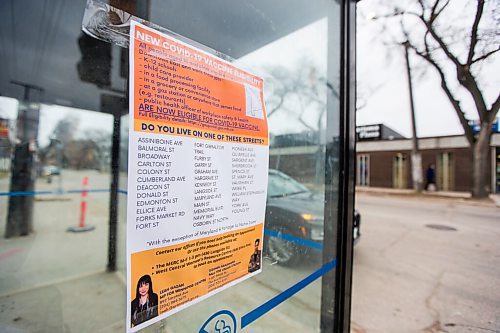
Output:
245,84,264,119
199,310,237,333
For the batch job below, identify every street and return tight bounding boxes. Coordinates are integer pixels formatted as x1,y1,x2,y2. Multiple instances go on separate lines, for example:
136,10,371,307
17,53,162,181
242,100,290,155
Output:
1,170,499,332
0,169,112,294
352,193,500,333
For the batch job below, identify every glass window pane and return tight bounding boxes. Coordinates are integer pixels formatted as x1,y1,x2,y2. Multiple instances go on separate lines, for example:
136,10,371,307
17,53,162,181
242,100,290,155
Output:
0,1,342,331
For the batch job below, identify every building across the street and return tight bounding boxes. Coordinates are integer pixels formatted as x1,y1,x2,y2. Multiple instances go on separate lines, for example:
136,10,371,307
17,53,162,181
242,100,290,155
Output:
0,118,12,172
356,124,500,193
355,123,405,142
268,124,500,194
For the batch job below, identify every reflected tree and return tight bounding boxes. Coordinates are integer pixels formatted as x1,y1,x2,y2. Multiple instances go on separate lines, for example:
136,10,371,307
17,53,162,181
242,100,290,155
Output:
52,115,79,146
265,58,329,138
264,58,335,184
41,117,111,170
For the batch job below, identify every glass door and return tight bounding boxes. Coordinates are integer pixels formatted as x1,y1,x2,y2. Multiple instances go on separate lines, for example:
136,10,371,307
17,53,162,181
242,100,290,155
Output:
0,0,355,332
437,152,453,191
393,153,407,189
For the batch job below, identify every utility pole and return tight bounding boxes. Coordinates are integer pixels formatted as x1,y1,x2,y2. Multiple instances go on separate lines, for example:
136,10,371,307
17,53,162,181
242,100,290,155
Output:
5,81,43,238
403,41,423,192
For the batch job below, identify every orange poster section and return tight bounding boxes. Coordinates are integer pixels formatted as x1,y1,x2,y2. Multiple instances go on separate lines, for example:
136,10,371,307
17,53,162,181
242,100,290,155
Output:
132,24,267,143
130,224,263,315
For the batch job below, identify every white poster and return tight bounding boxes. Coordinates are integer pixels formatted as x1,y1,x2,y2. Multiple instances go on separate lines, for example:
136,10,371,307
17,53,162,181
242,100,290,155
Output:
127,21,269,332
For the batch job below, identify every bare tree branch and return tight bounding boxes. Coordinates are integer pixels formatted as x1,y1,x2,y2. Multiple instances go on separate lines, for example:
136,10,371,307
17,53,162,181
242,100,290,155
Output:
434,0,451,18
373,10,421,20
471,46,500,64
430,0,440,16
456,66,488,123
409,41,476,145
490,94,500,122
417,5,489,121
418,18,460,66
296,96,315,132
416,0,426,17
325,81,340,99
429,0,443,23
467,0,485,65
267,93,286,118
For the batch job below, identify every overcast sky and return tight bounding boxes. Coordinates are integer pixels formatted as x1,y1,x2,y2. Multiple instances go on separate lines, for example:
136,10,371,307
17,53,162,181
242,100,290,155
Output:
356,0,500,138
0,96,113,147
238,18,328,136
1,3,498,142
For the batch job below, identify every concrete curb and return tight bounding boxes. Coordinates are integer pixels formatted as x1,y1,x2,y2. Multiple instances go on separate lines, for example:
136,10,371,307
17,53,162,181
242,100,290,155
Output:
355,187,500,208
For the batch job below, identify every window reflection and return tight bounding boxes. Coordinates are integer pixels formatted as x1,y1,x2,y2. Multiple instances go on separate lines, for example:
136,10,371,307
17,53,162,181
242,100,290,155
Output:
0,1,340,332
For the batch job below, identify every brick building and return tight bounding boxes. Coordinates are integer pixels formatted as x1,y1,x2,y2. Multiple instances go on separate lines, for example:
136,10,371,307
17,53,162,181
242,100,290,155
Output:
268,125,500,194
356,130,500,194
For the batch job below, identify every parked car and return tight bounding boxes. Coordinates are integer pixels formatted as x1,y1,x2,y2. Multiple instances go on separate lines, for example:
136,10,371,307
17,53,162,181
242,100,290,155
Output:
41,165,61,183
265,169,361,265
42,165,61,177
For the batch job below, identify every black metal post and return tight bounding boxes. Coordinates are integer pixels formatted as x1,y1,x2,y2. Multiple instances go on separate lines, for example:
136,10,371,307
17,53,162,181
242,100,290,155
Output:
5,82,43,238
320,0,356,331
331,0,357,332
107,112,121,272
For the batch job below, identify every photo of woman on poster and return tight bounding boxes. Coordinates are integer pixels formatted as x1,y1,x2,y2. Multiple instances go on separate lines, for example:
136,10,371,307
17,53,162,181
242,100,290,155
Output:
131,274,159,327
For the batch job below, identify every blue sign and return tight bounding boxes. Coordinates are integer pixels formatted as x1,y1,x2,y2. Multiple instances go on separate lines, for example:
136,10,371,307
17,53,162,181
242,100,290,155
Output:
469,118,499,134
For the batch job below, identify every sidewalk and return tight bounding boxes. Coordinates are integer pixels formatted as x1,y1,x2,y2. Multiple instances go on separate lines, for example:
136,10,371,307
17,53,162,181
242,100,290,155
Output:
355,186,500,207
0,272,126,333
